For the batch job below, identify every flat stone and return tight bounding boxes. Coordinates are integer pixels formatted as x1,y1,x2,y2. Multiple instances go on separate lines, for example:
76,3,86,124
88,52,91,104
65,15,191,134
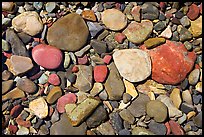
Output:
113,49,151,82
50,113,87,135
75,44,91,57
101,9,127,31
90,39,107,54
144,37,166,49
16,78,37,94
38,73,48,84
47,13,89,51
10,105,24,118
67,97,101,126
109,111,123,134
123,20,153,44
94,65,108,82
104,62,125,100
157,95,182,118
170,88,182,109
51,108,59,124
141,3,159,20
12,11,43,36
132,127,155,135
45,2,56,13
2,87,25,102
6,28,29,57
56,93,76,113
119,109,135,124
2,80,14,95
182,90,193,105
86,105,108,128
90,82,104,96
154,21,166,31
29,97,48,119
74,65,93,92
189,16,202,37
148,120,166,135
97,121,115,135
32,44,63,69
127,93,150,117
46,86,62,104
188,69,200,85
146,100,168,123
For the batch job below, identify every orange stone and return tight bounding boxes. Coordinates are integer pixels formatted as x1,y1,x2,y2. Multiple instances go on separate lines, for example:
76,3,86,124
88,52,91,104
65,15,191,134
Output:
82,10,96,21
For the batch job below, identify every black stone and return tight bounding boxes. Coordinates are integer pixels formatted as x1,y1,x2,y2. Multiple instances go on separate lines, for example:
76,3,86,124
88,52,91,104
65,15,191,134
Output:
180,103,195,114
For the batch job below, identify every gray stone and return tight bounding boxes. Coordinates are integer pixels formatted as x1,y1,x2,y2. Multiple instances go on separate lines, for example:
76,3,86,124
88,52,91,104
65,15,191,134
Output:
56,71,66,89
123,93,132,104
180,16,190,27
184,41,193,51
45,2,56,13
38,124,49,135
99,89,108,100
97,121,115,135
38,73,48,84
87,21,104,38
127,93,150,117
104,62,125,100
193,112,202,128
50,113,87,135
179,27,193,42
90,39,107,54
141,3,159,20
51,108,60,124
16,78,37,94
154,21,166,31
148,120,166,135
180,102,195,114
75,44,91,57
33,2,43,10
118,129,131,135
17,32,32,44
6,28,29,57
109,111,124,134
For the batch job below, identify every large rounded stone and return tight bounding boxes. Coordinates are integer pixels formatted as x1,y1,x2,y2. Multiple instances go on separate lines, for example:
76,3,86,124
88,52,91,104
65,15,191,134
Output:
47,13,89,51
146,100,168,123
113,49,151,82
12,11,43,36
123,20,153,44
140,40,196,85
32,44,63,69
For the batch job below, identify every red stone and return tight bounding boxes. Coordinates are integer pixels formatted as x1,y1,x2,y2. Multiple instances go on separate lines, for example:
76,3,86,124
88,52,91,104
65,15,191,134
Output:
48,73,60,86
72,65,79,73
164,121,171,135
169,120,185,135
29,71,43,80
165,12,173,19
32,44,63,69
94,65,108,83
114,33,126,44
3,52,12,59
160,2,166,10
10,105,23,118
187,4,200,21
103,55,112,64
77,54,88,65
140,40,196,85
16,115,31,128
56,93,77,113
8,125,18,134
195,64,200,69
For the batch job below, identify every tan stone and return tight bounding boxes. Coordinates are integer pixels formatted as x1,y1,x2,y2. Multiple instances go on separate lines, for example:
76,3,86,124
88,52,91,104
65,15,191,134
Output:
170,88,182,109
189,16,202,37
123,79,138,99
2,87,25,102
46,86,62,104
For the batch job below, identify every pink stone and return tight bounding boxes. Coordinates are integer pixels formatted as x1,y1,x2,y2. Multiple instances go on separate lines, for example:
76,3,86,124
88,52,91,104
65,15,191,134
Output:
160,2,166,10
10,105,23,118
48,73,60,86
32,44,63,69
169,120,184,135
72,65,79,73
187,4,200,21
103,55,112,64
77,54,88,65
8,125,18,134
199,3,202,14
114,33,126,44
56,93,77,113
94,65,108,83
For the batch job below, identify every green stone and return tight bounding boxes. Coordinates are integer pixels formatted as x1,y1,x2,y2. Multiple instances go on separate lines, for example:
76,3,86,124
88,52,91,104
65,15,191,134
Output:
144,37,166,48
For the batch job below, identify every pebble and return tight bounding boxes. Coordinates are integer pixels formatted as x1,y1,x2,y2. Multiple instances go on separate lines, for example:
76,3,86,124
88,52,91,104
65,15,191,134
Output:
38,73,48,84
94,65,108,82
29,97,48,119
38,124,49,135
99,89,108,100
159,25,172,39
154,21,166,31
141,40,196,85
16,126,29,135
144,37,166,48
187,4,200,21
184,41,193,51
132,127,155,135
33,2,43,10
87,22,104,38
170,88,182,109
182,90,193,105
114,33,126,44
16,78,37,94
77,55,88,65
50,108,59,124
45,2,56,13
97,121,115,135
56,93,76,113
6,28,29,57
46,86,62,104
17,32,33,44
74,65,93,92
113,49,151,82
141,3,159,20
195,82,202,93
180,16,191,27
50,113,87,135
189,16,202,37
192,94,202,105
123,93,132,104
86,105,108,128
148,120,167,135
188,69,200,85
47,13,89,51
90,39,107,54
2,80,14,95
82,10,96,21
12,11,43,36
180,102,195,114
48,73,60,86
109,111,124,134
104,62,125,100
90,82,104,96
123,20,153,44
2,2,15,12
67,97,100,126
5,55,33,76
131,6,141,22
32,44,63,69
2,39,10,52
178,26,193,42
169,120,185,135
193,112,202,128
69,52,77,64
10,105,23,118
157,95,182,118
119,109,135,124
127,93,150,117
146,100,168,123
103,55,112,64
178,113,187,124
2,70,13,81
101,9,127,31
